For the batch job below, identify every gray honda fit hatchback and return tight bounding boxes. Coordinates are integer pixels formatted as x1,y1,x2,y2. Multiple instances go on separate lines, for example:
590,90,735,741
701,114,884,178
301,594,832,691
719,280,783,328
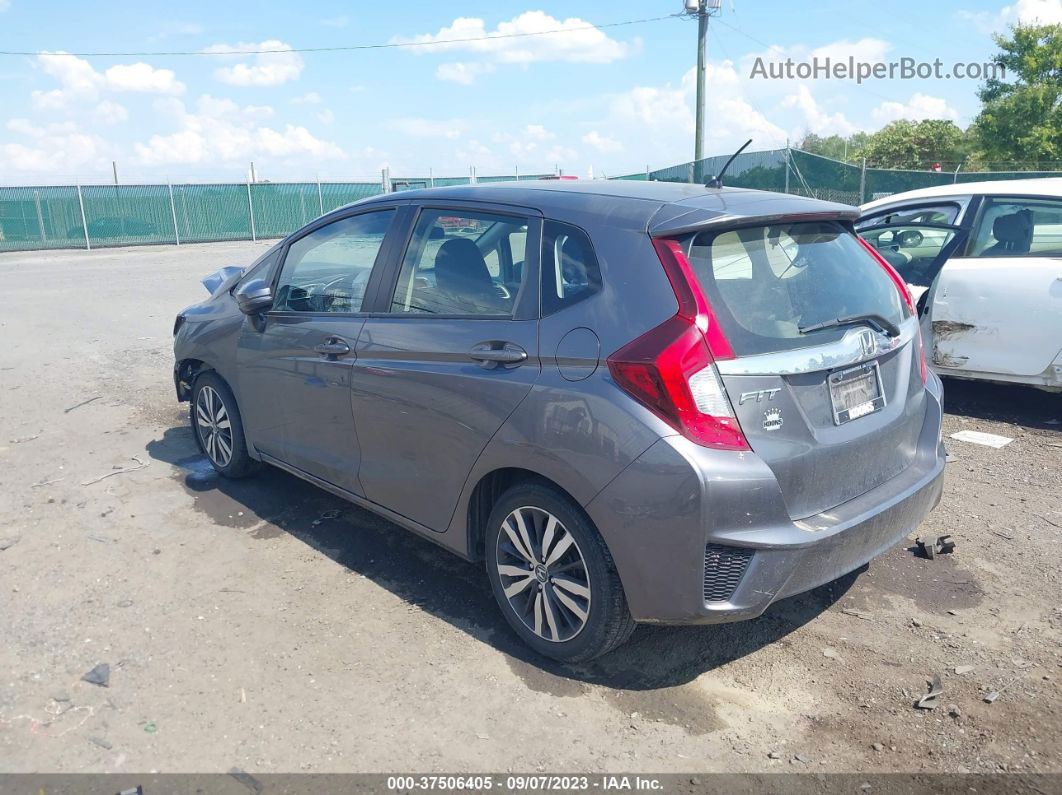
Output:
173,181,945,661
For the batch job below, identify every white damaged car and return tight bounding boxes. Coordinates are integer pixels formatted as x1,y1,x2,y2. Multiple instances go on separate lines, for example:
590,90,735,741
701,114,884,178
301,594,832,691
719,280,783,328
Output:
858,179,1062,392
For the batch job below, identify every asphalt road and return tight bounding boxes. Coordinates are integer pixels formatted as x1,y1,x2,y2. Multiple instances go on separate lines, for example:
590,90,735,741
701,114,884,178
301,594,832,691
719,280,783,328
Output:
0,242,1059,774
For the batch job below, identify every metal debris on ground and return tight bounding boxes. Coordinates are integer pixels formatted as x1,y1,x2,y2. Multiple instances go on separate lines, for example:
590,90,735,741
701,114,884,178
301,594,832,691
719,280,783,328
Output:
64,396,101,413
915,535,956,560
948,430,1014,448
81,456,148,486
915,674,943,710
81,662,110,687
954,665,975,675
984,691,1000,704
841,608,874,621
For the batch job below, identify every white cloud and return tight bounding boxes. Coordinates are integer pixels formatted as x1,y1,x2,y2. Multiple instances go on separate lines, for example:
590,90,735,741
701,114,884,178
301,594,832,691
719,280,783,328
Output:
104,63,185,94
524,124,554,141
810,37,892,64
436,62,495,84
872,93,960,124
782,84,858,136
32,52,105,107
490,124,558,159
394,11,636,72
0,0,10,12
205,40,304,86
133,94,344,166
2,118,109,174
291,91,322,105
321,15,348,28
610,63,788,162
316,108,335,124
389,117,467,139
30,52,185,109
93,100,129,125
582,131,622,153
960,0,1062,32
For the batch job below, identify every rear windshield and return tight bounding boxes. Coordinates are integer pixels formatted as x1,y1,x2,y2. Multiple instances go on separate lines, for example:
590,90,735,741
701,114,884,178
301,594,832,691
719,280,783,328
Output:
688,221,907,356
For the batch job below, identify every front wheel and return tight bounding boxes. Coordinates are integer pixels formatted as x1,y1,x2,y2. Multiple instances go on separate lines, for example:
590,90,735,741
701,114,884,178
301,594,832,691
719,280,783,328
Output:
485,482,635,662
190,372,258,478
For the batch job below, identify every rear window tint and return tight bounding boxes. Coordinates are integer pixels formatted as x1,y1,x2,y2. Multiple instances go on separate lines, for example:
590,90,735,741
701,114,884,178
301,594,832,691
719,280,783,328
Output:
688,221,907,356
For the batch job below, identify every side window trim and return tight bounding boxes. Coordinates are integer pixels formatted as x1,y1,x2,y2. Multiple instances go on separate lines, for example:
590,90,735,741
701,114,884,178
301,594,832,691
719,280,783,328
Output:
266,204,404,317
378,205,541,320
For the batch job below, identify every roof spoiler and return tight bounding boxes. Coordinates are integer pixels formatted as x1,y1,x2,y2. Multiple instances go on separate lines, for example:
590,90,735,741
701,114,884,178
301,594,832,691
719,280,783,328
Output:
648,198,860,239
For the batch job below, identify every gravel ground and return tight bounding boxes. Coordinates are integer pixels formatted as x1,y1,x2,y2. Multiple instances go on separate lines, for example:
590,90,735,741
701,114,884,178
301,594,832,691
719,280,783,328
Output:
0,242,1059,774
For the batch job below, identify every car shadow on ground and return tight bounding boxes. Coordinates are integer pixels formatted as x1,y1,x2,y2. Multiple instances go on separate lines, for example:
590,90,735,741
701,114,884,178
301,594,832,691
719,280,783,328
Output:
941,377,1061,430
147,425,857,692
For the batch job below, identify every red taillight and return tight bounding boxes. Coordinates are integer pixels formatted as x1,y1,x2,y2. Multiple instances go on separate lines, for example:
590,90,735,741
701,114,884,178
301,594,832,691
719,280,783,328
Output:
856,235,927,383
606,239,748,451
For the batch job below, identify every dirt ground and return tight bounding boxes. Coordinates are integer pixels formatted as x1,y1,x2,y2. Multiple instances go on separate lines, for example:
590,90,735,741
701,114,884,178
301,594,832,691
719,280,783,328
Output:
0,241,1059,775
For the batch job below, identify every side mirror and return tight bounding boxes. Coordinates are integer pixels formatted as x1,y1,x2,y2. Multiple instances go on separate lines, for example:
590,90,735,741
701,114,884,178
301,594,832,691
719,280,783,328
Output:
234,278,273,315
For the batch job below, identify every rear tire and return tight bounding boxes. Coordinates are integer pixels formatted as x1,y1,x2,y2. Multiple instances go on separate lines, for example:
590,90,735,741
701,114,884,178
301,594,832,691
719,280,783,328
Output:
190,372,258,478
485,482,635,662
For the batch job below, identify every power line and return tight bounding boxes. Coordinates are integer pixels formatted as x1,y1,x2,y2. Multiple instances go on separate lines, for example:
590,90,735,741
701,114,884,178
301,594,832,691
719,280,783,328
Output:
0,14,680,58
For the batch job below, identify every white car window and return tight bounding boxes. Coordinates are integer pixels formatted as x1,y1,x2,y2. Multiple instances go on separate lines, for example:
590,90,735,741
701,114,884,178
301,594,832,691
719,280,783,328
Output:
972,197,1062,257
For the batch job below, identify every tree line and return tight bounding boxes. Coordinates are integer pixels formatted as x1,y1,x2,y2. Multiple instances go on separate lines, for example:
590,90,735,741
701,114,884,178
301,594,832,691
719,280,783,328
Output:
796,24,1062,172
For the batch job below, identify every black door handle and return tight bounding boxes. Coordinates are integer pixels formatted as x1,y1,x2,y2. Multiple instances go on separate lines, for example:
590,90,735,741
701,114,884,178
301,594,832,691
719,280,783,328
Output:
469,342,527,369
314,338,351,358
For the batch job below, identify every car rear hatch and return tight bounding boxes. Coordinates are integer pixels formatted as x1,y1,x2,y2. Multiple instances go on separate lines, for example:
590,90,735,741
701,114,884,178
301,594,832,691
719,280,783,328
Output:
635,198,929,521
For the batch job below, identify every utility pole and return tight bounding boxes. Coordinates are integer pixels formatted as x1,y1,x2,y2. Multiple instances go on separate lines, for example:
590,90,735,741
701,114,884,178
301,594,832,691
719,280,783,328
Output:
684,0,722,168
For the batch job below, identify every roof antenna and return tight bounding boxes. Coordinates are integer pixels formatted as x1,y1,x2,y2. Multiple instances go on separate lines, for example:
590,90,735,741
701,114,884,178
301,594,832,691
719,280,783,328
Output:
706,139,752,189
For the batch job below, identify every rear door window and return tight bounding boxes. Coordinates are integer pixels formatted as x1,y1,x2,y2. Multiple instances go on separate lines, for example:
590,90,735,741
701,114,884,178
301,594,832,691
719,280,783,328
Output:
688,221,907,356
971,197,1062,257
389,209,529,316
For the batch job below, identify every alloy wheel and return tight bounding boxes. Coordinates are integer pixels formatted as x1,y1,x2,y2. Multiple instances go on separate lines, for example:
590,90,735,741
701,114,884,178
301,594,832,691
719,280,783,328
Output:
195,385,233,468
495,506,591,643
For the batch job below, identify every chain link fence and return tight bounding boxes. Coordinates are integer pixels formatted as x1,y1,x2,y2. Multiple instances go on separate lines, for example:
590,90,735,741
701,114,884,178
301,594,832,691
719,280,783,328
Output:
4,152,1062,252
615,148,1062,206
0,172,551,252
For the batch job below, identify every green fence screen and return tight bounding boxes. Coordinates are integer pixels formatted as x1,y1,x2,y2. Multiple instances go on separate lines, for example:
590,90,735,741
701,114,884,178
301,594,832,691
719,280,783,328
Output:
614,148,1062,207
4,157,1061,252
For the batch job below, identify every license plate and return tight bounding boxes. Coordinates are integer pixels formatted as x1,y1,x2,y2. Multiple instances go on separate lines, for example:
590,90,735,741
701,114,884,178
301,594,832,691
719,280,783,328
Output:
829,361,885,425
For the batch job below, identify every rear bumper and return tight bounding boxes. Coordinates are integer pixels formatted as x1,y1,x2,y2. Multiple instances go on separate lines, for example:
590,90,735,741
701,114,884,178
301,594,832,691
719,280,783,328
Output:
585,377,945,624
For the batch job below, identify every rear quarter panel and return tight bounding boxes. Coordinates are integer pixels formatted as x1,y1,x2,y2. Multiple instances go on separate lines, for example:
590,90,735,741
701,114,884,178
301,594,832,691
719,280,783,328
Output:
446,205,681,553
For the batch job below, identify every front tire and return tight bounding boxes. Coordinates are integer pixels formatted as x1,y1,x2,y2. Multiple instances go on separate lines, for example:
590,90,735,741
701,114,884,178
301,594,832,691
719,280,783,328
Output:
190,372,258,478
485,482,635,662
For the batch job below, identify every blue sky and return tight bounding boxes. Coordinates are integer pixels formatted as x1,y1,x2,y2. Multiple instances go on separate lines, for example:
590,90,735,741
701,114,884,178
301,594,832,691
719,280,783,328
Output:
1,0,1059,184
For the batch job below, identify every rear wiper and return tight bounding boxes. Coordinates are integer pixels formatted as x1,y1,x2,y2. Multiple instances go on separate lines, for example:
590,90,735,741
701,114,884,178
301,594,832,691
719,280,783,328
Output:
799,313,901,338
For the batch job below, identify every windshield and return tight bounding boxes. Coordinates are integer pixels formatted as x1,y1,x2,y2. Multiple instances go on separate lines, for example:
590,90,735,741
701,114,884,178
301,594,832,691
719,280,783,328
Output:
688,221,908,356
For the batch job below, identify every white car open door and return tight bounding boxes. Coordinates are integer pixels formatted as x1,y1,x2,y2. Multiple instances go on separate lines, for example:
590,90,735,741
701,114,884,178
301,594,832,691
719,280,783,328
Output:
929,196,1062,380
